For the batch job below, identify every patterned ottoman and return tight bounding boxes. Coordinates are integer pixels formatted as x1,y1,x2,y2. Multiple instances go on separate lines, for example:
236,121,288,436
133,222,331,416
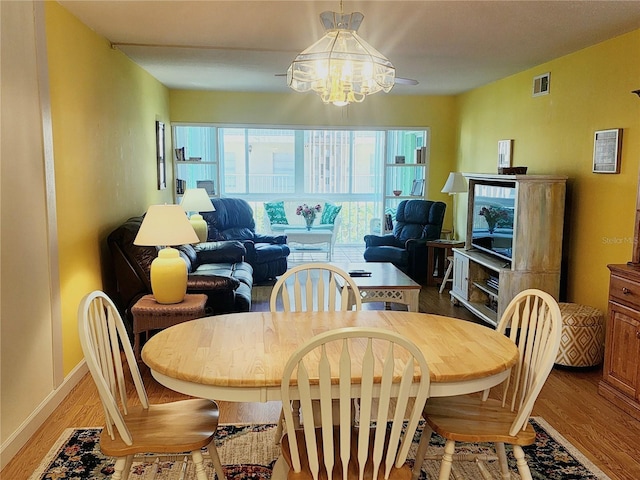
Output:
555,303,605,367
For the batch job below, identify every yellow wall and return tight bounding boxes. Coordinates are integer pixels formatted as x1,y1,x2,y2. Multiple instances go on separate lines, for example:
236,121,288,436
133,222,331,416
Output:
46,2,173,374
456,30,640,312
170,91,460,226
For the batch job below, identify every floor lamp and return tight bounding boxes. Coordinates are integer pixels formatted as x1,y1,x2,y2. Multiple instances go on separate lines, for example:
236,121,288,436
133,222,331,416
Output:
441,172,468,240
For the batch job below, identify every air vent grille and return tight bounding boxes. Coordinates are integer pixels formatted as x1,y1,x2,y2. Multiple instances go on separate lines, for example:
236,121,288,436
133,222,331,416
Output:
533,72,550,97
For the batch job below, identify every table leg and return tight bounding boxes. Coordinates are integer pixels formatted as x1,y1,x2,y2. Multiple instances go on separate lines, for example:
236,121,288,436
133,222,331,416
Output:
406,290,420,312
134,332,141,362
427,246,436,286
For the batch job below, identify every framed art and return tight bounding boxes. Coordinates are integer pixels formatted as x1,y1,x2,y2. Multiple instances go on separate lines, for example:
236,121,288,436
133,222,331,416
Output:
593,128,622,174
410,179,425,196
156,121,166,190
498,139,513,169
197,180,215,196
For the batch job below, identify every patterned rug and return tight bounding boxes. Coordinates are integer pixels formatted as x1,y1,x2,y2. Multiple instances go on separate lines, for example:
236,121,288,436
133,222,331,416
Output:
29,418,610,480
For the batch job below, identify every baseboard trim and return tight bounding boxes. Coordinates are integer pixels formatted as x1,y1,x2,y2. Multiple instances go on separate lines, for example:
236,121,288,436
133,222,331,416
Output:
0,360,88,471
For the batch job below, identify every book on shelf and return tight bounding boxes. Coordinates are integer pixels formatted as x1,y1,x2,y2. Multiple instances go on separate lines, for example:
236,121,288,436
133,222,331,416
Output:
175,178,187,195
416,146,428,164
486,275,500,290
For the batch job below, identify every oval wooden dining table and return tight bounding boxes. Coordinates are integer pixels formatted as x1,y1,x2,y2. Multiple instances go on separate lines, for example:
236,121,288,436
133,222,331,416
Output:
142,310,518,401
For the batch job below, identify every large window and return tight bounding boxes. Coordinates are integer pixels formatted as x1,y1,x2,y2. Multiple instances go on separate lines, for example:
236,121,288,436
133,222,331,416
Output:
172,125,428,244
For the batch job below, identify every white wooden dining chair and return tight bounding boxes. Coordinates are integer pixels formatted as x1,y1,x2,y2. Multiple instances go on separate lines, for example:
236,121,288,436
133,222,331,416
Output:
270,263,363,312
271,264,363,442
78,291,226,480
272,327,431,480
412,289,562,480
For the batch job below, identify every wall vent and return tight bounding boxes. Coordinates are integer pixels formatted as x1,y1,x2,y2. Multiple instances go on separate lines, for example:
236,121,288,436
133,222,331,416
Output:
533,72,550,97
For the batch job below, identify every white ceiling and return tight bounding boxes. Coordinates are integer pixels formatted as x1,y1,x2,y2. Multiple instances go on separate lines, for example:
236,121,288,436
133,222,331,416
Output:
59,0,640,95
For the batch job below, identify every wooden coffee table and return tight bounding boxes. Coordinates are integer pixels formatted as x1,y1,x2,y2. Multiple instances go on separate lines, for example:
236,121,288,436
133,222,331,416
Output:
331,262,421,312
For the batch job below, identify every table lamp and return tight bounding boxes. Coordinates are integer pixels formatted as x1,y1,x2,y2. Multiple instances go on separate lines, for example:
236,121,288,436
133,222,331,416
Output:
134,204,200,304
441,172,468,240
179,188,215,243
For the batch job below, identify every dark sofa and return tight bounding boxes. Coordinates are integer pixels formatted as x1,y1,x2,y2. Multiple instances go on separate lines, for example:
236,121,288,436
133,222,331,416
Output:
202,198,290,283
107,215,253,332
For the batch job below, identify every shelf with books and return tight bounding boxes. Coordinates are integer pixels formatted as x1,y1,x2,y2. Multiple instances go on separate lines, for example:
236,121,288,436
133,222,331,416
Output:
172,125,219,200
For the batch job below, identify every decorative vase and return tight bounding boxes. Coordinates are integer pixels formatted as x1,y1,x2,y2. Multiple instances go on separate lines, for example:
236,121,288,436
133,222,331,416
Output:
305,216,314,231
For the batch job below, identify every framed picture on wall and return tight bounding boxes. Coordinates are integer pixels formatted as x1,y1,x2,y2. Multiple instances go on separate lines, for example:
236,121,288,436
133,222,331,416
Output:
410,179,425,196
156,121,166,190
593,128,622,174
498,139,513,169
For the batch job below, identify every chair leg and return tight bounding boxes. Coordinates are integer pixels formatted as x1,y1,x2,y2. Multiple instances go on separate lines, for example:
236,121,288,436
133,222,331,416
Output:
412,424,433,480
274,409,285,444
206,441,227,480
496,442,511,480
192,449,209,480
438,440,456,480
275,400,302,444
513,445,533,480
439,258,454,294
112,455,134,480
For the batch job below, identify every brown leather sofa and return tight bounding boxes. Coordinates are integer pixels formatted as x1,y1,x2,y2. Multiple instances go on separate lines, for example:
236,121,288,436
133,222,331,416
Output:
107,215,253,333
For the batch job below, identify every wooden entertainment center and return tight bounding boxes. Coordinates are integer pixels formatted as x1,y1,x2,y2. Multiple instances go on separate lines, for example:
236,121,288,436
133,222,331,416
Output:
450,173,567,326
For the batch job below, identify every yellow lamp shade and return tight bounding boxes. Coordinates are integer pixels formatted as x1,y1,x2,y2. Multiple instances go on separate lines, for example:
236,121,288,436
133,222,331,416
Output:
150,247,188,304
189,214,208,243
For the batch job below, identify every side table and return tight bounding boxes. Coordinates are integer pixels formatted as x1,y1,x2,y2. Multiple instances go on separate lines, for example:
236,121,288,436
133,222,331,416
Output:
132,294,207,361
426,239,465,287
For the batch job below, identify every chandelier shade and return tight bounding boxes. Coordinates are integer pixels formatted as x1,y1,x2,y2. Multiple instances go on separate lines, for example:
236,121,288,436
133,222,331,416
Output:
287,10,395,106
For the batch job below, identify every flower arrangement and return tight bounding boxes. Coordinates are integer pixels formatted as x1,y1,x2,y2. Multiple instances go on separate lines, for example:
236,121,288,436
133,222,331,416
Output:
296,203,322,230
479,206,510,233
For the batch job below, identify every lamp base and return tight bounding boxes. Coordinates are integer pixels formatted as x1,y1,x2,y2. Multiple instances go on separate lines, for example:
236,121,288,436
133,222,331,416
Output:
150,247,188,304
189,214,208,243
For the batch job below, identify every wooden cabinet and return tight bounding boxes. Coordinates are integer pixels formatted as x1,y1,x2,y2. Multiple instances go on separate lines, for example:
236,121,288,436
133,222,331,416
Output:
452,248,510,326
451,250,469,301
450,174,567,327
599,264,640,420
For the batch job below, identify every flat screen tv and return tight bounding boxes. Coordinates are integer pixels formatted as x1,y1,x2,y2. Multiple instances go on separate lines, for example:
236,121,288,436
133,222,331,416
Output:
470,181,516,262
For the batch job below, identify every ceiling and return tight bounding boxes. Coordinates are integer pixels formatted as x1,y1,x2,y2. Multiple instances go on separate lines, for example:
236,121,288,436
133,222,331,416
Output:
59,1,640,96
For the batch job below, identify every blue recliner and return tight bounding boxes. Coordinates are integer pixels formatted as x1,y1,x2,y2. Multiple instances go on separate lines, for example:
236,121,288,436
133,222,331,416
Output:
363,200,446,282
202,198,290,283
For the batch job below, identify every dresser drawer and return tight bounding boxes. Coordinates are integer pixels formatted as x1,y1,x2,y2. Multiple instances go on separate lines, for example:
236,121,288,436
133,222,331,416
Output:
609,274,640,309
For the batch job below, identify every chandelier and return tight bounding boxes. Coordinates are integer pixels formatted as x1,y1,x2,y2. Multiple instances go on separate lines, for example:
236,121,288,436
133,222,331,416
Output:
287,5,395,106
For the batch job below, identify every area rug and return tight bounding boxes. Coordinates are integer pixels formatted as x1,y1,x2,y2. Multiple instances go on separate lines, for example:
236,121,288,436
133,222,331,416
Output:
29,418,610,480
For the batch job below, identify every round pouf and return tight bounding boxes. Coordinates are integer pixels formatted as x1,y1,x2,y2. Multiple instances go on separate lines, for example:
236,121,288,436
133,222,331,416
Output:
555,303,605,367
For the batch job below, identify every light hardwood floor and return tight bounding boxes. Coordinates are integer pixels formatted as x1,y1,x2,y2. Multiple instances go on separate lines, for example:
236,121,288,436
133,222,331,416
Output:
4,254,640,480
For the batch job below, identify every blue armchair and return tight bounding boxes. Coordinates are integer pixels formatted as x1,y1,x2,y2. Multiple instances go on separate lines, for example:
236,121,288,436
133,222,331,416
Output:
202,198,290,283
363,200,446,282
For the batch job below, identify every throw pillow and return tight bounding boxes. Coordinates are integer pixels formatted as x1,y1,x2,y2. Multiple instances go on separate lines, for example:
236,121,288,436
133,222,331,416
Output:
320,203,342,225
264,201,289,225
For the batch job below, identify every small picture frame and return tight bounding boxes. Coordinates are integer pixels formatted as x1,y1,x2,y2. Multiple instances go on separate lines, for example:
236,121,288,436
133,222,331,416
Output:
156,121,166,190
175,147,185,162
197,180,215,196
394,155,405,164
498,139,513,169
593,129,622,174
410,179,425,196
